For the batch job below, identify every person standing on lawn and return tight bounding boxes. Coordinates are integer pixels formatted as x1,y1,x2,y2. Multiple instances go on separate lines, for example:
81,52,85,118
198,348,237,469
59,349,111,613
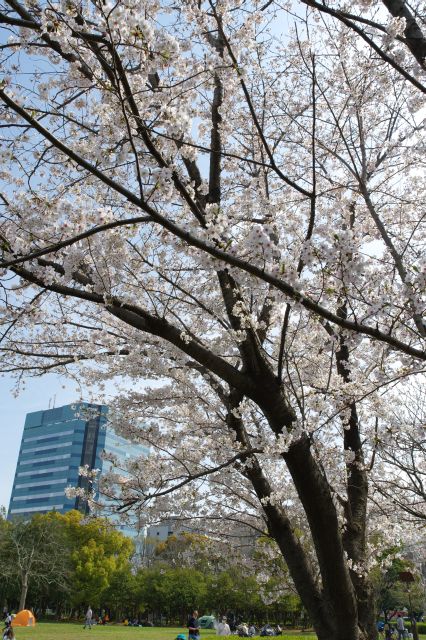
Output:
396,615,405,640
83,606,93,630
188,610,200,640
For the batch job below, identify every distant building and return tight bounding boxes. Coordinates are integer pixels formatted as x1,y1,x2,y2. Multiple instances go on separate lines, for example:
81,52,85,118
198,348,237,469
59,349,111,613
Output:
141,521,199,563
8,402,148,536
143,520,258,561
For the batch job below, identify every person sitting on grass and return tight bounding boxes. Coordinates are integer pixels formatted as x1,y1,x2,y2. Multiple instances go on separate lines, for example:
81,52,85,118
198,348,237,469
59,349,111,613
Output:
260,624,275,637
238,623,249,637
216,617,231,636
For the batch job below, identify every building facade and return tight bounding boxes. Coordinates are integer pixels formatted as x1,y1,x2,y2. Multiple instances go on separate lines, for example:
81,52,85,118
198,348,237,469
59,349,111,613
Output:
8,402,147,526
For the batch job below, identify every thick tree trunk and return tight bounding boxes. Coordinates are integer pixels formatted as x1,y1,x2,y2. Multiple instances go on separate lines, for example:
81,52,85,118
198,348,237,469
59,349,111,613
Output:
283,436,360,640
226,393,334,639
351,574,377,640
257,381,377,639
222,370,375,640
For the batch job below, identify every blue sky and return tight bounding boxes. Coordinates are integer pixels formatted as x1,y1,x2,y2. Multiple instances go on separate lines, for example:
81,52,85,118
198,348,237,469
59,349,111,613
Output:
0,373,87,511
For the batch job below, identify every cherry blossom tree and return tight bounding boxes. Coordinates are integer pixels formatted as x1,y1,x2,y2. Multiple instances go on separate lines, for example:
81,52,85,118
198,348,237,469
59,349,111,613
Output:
372,381,426,525
0,1,425,639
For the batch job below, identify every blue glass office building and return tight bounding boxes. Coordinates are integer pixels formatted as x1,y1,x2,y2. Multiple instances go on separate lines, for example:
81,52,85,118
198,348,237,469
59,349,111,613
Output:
8,402,146,520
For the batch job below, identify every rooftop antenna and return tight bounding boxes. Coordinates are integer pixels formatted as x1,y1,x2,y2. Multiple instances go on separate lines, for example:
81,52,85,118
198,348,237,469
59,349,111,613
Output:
48,397,52,409
53,394,56,408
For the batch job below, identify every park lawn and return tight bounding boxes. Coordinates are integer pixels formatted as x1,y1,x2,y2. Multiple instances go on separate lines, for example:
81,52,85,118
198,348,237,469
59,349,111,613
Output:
11,623,317,640
11,623,426,640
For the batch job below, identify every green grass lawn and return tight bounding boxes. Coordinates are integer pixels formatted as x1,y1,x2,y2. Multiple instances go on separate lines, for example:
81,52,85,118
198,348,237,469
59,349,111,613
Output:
10,622,426,640
11,623,316,640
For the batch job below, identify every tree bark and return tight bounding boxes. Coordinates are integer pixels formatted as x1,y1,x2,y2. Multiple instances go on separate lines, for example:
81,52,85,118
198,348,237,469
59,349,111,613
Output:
381,0,426,68
336,330,376,639
410,618,419,640
283,436,359,640
225,392,334,639
19,573,28,611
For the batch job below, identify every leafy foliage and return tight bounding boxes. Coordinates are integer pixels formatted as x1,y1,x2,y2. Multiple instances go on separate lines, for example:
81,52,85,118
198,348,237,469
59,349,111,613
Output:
0,511,133,612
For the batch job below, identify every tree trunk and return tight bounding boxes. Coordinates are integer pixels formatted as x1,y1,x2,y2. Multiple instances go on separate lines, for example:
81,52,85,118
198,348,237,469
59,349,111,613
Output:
411,618,419,640
19,573,28,611
351,574,377,640
228,385,379,640
283,436,361,640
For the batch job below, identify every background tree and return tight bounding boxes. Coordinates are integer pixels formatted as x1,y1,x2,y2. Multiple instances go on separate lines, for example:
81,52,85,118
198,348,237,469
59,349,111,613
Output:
0,512,19,612
373,383,426,525
136,564,207,625
102,566,139,622
0,511,134,616
48,511,134,609
154,533,214,568
0,514,69,610
371,551,425,640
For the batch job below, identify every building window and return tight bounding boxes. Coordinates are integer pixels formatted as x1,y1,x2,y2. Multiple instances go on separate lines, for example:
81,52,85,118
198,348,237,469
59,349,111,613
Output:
23,430,74,443
12,492,65,502
22,442,72,454
17,466,69,477
10,504,64,514
19,454,71,466
15,479,67,489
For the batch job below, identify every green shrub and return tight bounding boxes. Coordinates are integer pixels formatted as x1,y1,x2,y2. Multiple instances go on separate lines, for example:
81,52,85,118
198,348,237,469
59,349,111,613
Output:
414,622,426,634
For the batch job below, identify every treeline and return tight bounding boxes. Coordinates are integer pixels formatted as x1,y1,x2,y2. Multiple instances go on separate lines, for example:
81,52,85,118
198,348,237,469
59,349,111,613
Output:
0,511,303,625
1,511,422,627
109,565,303,626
